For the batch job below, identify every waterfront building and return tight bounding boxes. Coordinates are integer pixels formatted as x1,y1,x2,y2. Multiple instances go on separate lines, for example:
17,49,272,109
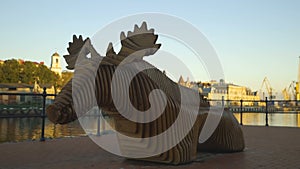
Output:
178,76,202,92
50,52,62,77
0,83,55,105
178,77,260,106
208,79,260,106
178,75,193,88
0,83,34,104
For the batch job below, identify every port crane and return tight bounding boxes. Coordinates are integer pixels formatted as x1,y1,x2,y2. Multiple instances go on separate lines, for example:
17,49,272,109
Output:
260,77,276,100
282,81,296,100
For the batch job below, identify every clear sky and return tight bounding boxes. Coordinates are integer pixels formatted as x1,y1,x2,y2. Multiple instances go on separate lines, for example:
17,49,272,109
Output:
0,0,300,97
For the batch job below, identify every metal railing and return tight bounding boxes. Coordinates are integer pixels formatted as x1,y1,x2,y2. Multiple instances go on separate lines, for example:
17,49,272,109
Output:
0,87,55,141
208,97,300,126
0,88,108,142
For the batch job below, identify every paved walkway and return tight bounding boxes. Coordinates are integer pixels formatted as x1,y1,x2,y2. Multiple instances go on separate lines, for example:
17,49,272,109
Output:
0,126,299,169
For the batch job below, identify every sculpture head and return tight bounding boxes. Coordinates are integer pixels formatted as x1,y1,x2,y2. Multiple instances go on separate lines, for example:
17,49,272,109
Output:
46,22,162,124
47,104,76,124
46,78,77,124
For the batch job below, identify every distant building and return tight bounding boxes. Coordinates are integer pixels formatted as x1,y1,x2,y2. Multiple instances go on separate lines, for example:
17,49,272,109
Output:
178,77,260,106
17,59,44,67
0,83,35,104
0,83,56,105
208,79,260,106
178,76,200,91
50,52,62,77
17,59,25,64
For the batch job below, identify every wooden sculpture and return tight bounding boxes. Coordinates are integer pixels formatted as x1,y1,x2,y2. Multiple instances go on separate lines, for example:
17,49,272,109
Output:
46,22,245,165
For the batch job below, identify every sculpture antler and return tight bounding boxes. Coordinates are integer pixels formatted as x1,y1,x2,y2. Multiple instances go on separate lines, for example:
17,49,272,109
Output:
63,22,161,68
63,35,89,70
105,22,161,65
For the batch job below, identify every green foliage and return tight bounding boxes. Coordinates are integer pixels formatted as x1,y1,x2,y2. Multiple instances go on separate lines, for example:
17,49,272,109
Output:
20,61,36,84
60,71,73,87
0,59,20,83
0,59,60,86
36,64,60,84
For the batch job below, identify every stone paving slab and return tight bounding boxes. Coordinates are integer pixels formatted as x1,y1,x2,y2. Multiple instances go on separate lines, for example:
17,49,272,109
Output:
0,126,299,169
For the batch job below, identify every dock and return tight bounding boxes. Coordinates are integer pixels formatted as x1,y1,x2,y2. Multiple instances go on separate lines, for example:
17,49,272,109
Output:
0,126,299,169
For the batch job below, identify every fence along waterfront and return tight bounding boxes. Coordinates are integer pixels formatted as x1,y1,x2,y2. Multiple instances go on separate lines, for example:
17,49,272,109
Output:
208,97,300,126
1,89,299,141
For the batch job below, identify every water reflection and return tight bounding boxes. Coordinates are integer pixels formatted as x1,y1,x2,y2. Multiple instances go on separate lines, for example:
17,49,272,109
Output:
233,112,300,127
0,118,85,143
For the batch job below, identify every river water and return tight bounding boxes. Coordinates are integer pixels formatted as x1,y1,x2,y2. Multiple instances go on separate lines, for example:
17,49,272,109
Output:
0,112,299,143
233,112,300,127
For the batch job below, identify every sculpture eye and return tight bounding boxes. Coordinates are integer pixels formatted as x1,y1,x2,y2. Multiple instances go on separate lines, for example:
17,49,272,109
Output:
86,53,91,59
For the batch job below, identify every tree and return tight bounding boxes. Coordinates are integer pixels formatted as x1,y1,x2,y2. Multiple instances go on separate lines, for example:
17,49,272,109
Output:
0,59,60,87
60,71,73,87
37,64,59,84
0,59,20,83
0,64,4,82
20,61,37,84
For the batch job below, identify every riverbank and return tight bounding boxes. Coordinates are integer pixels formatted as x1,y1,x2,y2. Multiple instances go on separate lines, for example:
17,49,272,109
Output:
0,126,299,169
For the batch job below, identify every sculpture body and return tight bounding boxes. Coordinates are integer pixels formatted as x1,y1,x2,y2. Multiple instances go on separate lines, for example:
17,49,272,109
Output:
46,22,244,165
